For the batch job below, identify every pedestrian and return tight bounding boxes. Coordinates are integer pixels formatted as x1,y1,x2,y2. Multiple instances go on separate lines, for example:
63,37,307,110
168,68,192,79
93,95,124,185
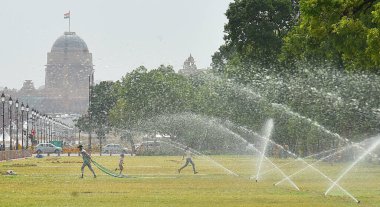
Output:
78,145,96,178
178,146,198,174
115,153,125,176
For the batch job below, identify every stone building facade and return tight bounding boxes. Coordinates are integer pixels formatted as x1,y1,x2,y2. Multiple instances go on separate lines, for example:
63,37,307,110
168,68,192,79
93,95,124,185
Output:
14,31,94,114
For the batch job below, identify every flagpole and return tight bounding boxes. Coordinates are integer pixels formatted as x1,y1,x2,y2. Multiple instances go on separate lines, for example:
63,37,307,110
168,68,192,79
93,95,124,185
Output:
69,11,71,32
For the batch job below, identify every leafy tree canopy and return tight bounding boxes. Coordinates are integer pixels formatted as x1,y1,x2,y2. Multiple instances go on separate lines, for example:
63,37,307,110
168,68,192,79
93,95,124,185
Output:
109,65,194,130
281,0,380,72
212,0,298,79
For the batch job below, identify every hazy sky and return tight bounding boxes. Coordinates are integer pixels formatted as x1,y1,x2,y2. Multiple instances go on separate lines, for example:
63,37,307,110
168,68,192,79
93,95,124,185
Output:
0,0,232,89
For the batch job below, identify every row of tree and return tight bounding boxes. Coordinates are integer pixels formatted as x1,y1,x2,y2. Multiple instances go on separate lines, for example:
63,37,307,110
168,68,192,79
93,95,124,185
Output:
212,0,380,81
76,64,380,155
76,0,380,156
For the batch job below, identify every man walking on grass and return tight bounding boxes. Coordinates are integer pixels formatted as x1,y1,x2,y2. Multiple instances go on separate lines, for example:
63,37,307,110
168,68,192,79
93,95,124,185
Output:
178,146,198,174
78,145,96,178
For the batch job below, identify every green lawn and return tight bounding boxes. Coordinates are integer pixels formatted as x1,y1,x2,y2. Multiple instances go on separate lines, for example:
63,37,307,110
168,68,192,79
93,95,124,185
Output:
0,155,379,207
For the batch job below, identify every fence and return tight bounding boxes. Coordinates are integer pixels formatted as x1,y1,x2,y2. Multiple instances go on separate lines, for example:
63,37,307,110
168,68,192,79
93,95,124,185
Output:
0,149,33,161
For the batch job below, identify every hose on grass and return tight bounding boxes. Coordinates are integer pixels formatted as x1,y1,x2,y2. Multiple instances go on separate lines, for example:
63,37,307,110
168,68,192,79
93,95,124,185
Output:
91,159,128,178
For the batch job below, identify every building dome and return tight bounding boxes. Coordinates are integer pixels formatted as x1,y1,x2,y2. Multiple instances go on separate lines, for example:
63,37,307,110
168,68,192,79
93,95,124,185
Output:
51,32,89,53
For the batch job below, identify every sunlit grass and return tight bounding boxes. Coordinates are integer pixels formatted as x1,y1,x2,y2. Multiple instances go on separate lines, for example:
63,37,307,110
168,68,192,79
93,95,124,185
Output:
0,155,379,207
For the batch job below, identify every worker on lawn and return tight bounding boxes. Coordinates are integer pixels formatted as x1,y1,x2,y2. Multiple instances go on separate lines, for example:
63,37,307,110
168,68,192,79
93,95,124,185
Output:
78,145,96,178
178,146,198,174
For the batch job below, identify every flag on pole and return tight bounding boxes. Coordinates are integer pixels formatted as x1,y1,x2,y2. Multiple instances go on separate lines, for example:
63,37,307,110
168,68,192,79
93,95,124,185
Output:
64,11,70,19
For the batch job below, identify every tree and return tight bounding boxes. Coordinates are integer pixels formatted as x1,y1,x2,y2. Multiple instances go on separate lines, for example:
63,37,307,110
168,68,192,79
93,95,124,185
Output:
212,0,298,79
75,115,91,133
281,0,380,72
110,65,194,130
90,81,118,150
89,81,118,127
75,81,118,151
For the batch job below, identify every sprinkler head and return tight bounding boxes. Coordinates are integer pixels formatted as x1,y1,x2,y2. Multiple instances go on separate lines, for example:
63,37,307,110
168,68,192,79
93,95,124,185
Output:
357,200,360,204
255,179,258,183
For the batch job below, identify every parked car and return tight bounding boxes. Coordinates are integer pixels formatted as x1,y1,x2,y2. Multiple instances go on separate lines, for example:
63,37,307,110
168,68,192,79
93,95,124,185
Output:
35,143,63,154
135,141,160,151
134,141,160,155
102,144,129,154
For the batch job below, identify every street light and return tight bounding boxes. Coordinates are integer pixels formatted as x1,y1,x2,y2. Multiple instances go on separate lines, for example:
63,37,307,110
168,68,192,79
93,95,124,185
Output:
49,117,53,141
38,113,43,143
43,115,47,143
89,74,93,153
46,116,49,142
21,103,24,149
25,104,29,149
15,100,19,150
1,93,5,151
8,97,13,150
38,112,42,143
34,110,37,143
47,116,50,142
31,109,36,144
31,109,34,143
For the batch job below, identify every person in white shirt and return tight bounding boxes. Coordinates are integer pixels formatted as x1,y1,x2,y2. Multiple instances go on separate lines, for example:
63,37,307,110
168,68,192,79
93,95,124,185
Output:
178,146,198,174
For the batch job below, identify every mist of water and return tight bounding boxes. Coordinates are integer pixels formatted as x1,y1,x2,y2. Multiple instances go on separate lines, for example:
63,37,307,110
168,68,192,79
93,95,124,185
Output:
255,119,274,182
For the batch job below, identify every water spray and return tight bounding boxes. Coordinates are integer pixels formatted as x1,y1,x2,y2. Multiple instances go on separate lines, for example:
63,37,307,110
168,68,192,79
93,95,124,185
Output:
255,119,273,182
325,136,380,200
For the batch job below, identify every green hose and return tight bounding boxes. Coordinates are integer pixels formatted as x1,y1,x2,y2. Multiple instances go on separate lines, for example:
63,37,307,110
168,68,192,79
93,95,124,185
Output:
91,159,129,178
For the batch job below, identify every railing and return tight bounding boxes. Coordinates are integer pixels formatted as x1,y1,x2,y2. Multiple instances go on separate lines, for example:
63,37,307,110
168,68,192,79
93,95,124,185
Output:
63,148,80,156
0,149,33,161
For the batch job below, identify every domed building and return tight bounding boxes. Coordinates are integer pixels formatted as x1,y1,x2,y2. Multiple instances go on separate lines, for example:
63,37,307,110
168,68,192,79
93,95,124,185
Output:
45,32,93,92
14,31,94,114
45,32,93,98
43,31,93,113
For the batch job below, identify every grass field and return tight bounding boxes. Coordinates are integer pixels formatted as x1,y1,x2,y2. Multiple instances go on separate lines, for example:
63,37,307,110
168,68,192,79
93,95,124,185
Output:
0,155,379,207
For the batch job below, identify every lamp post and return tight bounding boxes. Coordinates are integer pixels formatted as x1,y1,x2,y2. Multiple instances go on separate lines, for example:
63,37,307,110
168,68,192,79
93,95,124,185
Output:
47,117,50,142
1,93,5,151
31,109,35,144
39,113,42,143
39,114,43,143
35,111,39,143
50,117,53,141
25,104,29,149
15,100,19,150
9,97,13,150
33,110,37,144
41,115,43,142
21,103,24,149
43,115,46,143
89,74,93,153
45,116,48,143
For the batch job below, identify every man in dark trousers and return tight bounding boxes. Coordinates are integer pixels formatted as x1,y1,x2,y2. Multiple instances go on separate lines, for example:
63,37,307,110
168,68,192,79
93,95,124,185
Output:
178,146,198,174
78,145,96,178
